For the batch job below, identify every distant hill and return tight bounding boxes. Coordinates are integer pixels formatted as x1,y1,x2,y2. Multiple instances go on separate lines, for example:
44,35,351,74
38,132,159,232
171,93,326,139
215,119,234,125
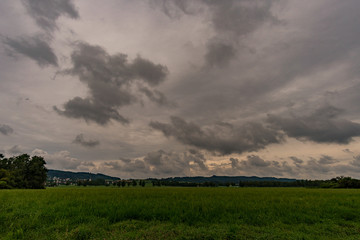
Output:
47,169,120,181
156,175,297,183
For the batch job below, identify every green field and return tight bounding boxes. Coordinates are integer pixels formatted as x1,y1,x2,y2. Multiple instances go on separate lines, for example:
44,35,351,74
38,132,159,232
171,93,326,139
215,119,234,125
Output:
1,187,360,239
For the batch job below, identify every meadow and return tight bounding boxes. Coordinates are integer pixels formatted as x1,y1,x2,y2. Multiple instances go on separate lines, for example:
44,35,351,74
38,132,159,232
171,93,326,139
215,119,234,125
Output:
1,187,360,240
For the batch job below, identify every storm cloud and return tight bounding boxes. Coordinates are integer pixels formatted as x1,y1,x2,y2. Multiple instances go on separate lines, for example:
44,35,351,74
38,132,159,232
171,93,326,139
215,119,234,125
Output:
150,116,284,155
3,35,58,67
55,42,169,125
268,106,360,144
0,124,13,135
73,134,100,148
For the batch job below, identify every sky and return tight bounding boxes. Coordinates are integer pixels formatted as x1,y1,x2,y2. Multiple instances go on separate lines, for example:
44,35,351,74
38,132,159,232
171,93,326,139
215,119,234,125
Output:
1,0,360,179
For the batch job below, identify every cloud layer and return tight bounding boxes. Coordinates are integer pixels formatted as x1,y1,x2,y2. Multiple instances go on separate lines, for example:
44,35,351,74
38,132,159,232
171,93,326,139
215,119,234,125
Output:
2,0,360,179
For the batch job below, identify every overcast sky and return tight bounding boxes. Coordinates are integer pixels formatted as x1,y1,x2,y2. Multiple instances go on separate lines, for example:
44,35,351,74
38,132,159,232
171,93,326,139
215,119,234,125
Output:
2,0,360,179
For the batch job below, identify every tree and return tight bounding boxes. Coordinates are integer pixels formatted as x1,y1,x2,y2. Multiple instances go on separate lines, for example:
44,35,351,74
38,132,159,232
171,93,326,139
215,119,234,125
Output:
25,155,47,189
0,168,12,189
0,154,47,189
132,179,137,187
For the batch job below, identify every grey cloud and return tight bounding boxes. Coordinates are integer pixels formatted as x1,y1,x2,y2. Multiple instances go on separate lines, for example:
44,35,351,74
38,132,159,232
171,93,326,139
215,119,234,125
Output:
105,160,147,173
149,0,200,19
140,87,176,107
7,145,23,155
343,149,353,154
204,0,278,67
32,149,92,171
153,0,278,37
203,0,278,37
246,155,270,167
318,155,338,165
73,134,100,148
3,35,58,67
150,116,283,155
143,150,190,175
54,97,130,125
287,155,360,179
228,155,294,177
230,158,240,169
22,0,79,32
131,57,168,86
119,157,132,164
164,1,360,123
152,0,278,68
55,42,169,125
268,106,360,144
0,124,14,135
103,149,208,177
290,156,303,165
205,41,236,68
350,155,360,168
304,158,332,174
184,149,208,171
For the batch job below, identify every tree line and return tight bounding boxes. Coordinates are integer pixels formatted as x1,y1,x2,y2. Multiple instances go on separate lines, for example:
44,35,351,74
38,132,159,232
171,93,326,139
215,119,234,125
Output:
150,177,360,188
0,154,47,189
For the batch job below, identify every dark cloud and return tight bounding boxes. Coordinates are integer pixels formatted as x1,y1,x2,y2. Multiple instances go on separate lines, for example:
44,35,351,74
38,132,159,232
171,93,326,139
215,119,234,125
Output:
204,0,279,67
343,149,353,154
0,124,14,135
73,134,100,148
21,0,79,32
246,155,271,167
268,106,360,144
105,159,147,173
102,149,207,177
350,155,360,168
318,155,338,165
7,145,23,155
228,155,294,177
143,150,189,175
55,42,169,125
290,156,303,165
205,40,236,68
139,87,176,107
3,0,78,67
150,116,283,155
203,0,278,37
3,35,58,67
152,0,278,68
54,97,130,125
149,0,200,19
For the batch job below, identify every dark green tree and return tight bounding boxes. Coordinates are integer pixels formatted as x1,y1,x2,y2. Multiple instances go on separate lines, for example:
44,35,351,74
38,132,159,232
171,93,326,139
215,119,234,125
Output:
0,154,47,189
132,179,137,187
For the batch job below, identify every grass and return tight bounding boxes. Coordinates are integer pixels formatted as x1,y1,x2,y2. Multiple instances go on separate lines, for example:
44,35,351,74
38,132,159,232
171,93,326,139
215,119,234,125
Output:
1,187,360,239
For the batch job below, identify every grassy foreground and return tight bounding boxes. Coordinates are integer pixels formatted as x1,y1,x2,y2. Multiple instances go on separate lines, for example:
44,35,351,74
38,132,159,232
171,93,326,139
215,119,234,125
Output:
1,187,360,239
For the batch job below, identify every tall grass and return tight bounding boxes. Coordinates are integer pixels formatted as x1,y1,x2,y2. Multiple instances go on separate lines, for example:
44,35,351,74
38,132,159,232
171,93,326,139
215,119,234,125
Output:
1,187,360,239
